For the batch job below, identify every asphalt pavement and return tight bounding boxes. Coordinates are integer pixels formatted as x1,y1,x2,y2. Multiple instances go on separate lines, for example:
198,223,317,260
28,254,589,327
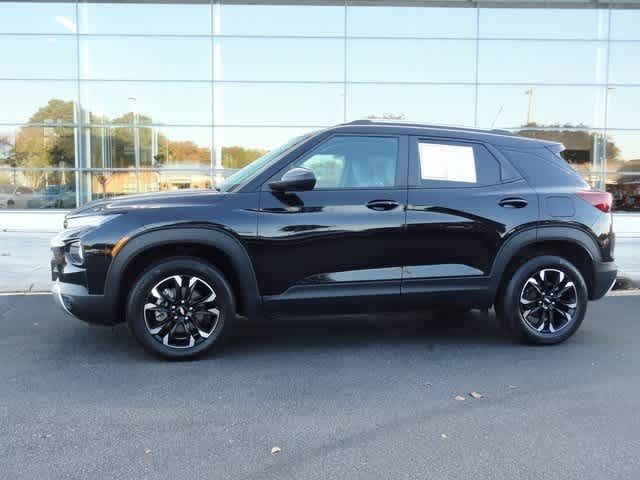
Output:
1,293,639,480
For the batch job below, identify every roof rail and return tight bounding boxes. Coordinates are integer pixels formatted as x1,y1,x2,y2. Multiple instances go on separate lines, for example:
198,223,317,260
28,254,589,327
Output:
340,119,515,136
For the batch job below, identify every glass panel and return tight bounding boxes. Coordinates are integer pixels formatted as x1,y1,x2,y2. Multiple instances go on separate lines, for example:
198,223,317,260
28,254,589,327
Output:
214,83,344,126
606,173,640,212
80,82,211,126
347,39,475,83
346,6,476,38
214,38,343,82
479,8,608,40
477,86,606,130
347,84,475,127
478,40,607,84
217,4,344,37
606,131,640,171
608,42,640,85
610,9,640,40
0,35,77,79
0,168,76,209
606,87,640,130
512,128,607,179
0,81,76,124
0,125,75,169
80,37,211,81
85,169,212,201
297,136,398,189
0,2,76,34
84,126,211,169
214,126,318,169
79,2,211,35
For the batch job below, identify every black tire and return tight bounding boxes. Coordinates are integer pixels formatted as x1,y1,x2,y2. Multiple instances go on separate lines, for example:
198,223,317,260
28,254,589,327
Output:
496,255,588,345
126,257,235,359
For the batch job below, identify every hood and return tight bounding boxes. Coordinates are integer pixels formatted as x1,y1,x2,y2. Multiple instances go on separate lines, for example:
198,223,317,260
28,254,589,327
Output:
68,188,223,218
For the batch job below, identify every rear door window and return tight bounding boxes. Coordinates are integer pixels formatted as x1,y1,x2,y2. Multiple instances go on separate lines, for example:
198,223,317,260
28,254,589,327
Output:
410,137,501,188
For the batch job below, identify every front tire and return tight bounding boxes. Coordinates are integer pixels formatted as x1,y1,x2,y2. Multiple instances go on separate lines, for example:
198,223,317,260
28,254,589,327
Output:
126,257,235,359
497,255,588,345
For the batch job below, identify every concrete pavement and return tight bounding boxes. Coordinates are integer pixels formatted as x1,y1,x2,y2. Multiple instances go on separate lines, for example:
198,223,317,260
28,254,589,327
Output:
1,294,639,479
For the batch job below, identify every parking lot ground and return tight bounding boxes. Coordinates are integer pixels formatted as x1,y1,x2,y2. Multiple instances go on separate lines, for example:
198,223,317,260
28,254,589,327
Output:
1,293,639,480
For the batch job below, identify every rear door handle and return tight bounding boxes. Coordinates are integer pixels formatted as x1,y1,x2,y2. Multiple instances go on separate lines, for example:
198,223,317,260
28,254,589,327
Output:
499,197,528,209
366,199,400,211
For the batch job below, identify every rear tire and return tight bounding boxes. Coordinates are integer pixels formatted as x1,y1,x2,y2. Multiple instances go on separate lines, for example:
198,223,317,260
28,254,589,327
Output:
126,257,235,359
496,255,588,345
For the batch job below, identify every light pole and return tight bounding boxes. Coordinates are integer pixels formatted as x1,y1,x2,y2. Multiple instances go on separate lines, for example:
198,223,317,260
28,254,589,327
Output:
525,88,534,125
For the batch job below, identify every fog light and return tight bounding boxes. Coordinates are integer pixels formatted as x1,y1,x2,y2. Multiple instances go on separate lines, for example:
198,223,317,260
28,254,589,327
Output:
68,241,84,266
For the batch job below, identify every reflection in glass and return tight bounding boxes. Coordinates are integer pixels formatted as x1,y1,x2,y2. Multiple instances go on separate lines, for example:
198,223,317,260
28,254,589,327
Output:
606,87,640,130
1,35,77,79
479,8,608,40
84,126,211,169
478,40,607,84
605,173,640,212
347,39,475,83
605,131,640,169
347,84,475,126
0,2,76,34
214,83,344,126
79,2,211,35
610,9,640,40
0,125,75,169
0,84,76,124
0,168,76,209
86,169,212,201
80,81,211,126
214,38,343,82
214,126,318,169
79,37,211,80
477,86,606,129
347,6,476,38
218,4,343,37
608,42,640,85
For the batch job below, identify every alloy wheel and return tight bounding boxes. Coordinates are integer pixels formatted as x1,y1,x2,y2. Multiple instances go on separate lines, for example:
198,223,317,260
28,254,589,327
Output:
143,274,220,349
519,268,578,334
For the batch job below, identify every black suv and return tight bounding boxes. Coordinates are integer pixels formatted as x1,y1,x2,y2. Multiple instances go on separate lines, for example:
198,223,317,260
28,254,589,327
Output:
51,121,617,359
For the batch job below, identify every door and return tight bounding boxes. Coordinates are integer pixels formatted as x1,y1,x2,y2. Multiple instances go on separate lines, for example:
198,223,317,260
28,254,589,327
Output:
254,134,408,315
403,136,537,307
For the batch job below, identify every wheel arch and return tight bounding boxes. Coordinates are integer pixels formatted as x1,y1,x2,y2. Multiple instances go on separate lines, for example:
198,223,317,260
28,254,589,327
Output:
490,226,602,302
104,227,262,323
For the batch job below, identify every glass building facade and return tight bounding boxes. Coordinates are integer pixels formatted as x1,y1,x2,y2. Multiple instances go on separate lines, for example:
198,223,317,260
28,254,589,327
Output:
1,1,639,211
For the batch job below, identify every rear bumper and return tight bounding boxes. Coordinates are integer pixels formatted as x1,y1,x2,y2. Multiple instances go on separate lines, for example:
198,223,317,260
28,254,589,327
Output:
52,281,115,326
590,261,618,300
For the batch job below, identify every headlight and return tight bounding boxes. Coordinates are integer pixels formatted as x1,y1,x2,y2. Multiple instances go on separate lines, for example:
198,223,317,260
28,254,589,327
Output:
68,240,84,266
65,214,120,230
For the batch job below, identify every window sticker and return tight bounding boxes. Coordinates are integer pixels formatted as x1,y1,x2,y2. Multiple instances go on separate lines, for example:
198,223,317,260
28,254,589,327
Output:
419,143,477,183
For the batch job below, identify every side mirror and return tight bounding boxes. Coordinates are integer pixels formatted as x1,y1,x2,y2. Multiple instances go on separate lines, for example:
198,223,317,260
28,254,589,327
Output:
269,167,316,192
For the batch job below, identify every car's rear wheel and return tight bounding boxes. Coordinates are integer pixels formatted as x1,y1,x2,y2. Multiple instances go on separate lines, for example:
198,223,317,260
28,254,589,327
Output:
126,257,234,359
497,255,588,345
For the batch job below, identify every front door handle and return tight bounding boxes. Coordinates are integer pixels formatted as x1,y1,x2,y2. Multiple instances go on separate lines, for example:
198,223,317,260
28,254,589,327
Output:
366,199,400,211
499,197,528,209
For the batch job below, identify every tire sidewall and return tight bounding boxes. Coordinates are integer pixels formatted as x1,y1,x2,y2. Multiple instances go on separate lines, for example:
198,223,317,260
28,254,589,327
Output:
126,257,235,359
502,255,588,345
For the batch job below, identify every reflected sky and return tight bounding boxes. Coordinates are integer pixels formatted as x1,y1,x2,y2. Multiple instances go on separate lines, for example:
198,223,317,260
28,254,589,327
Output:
1,3,639,160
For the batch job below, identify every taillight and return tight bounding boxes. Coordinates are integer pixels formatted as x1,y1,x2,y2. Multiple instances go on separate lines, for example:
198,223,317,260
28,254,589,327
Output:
576,190,612,213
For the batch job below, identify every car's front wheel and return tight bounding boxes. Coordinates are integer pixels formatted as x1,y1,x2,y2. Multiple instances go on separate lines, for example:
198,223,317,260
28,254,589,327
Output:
497,255,588,345
126,257,234,359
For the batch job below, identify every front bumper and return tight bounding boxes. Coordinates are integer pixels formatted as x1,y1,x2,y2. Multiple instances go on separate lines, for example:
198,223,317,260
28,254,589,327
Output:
52,280,115,325
590,261,618,300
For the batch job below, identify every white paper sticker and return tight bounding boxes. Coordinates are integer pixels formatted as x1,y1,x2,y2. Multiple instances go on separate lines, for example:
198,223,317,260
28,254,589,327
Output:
419,143,477,183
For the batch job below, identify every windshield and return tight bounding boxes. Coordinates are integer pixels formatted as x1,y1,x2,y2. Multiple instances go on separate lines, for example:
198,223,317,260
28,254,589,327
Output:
218,134,311,193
